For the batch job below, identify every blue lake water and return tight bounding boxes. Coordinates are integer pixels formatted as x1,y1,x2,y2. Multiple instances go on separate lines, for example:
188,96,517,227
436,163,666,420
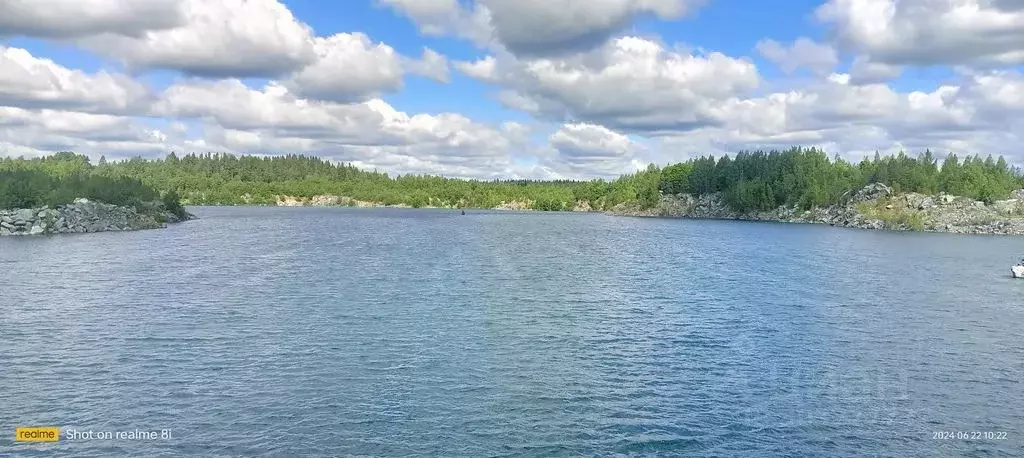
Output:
1,206,1023,456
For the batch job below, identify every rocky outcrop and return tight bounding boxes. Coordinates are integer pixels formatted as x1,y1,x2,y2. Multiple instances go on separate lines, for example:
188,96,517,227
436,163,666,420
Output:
610,193,736,219
571,200,594,212
492,200,534,211
610,183,1024,236
274,195,605,212
275,195,412,208
0,198,192,236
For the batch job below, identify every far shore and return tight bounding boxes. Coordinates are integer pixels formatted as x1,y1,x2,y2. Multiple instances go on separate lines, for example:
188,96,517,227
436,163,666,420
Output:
8,183,1024,238
178,184,1024,237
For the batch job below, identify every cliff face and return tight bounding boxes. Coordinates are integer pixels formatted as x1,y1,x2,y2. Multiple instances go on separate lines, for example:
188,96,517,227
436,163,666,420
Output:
0,198,193,236
609,184,1024,236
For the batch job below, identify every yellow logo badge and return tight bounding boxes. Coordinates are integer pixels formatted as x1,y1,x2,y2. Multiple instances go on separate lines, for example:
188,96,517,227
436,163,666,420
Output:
15,427,60,442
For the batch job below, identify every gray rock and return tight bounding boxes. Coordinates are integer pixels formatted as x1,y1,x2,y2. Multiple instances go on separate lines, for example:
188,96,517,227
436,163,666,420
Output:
917,197,934,210
2,196,192,236
607,183,1024,236
850,183,892,202
14,208,34,222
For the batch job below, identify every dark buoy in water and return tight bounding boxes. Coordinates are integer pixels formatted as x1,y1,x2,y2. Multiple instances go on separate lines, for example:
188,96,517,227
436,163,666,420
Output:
461,209,465,215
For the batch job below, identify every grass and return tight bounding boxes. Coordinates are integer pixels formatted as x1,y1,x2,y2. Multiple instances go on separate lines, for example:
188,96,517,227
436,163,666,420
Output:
856,198,928,231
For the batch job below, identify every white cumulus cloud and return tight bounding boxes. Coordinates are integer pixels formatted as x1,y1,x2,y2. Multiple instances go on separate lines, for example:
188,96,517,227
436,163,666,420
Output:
817,0,1024,67
81,0,317,78
465,36,760,134
0,46,152,114
285,33,404,103
380,0,705,56
151,79,533,178
756,38,839,76
549,123,640,176
0,0,185,38
3,0,1024,179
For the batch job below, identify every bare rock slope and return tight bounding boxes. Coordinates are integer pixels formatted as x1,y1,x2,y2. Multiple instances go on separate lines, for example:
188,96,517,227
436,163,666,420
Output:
610,184,1024,235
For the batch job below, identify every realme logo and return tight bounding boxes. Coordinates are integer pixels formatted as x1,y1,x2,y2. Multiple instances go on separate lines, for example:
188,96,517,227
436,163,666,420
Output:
15,427,59,442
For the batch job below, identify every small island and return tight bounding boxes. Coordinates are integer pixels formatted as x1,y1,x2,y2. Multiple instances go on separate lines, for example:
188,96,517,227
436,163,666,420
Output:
4,148,1024,236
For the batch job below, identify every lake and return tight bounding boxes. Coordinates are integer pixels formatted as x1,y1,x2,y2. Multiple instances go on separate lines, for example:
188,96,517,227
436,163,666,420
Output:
2,206,1022,456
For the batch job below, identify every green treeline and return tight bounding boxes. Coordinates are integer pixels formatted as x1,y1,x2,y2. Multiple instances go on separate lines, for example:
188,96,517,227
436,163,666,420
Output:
658,148,1024,212
94,152,653,210
2,148,1022,213
0,152,185,217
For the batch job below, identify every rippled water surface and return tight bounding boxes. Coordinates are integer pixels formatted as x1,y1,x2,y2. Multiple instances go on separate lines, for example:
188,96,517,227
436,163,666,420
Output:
2,207,1023,456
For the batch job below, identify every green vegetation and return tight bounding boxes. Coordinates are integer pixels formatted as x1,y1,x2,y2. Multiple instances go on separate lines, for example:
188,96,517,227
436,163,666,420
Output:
856,199,928,231
0,152,185,218
94,152,659,211
2,148,1022,215
657,148,1024,212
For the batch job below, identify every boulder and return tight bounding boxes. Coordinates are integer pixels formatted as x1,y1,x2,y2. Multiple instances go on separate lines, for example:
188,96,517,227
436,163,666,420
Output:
918,197,935,210
850,183,893,202
14,208,34,222
29,224,44,235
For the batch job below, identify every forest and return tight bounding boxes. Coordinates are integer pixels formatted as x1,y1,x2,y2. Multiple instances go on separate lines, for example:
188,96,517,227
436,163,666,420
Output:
658,148,1024,212
0,152,186,217
77,152,645,211
1,148,1022,213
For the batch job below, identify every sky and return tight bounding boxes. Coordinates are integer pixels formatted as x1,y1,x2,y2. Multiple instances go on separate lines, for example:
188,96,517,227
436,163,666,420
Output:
1,0,1023,180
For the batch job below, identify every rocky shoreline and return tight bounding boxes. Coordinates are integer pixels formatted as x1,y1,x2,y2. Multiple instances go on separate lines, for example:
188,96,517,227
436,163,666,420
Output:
609,183,1024,236
192,185,1024,236
0,198,194,236
276,195,413,208
274,195,597,212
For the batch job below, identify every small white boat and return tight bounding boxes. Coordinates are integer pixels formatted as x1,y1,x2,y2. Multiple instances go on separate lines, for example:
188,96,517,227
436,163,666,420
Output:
1012,265,1024,278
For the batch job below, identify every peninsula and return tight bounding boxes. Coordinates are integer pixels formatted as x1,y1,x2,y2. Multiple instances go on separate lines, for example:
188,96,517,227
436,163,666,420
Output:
0,153,193,236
